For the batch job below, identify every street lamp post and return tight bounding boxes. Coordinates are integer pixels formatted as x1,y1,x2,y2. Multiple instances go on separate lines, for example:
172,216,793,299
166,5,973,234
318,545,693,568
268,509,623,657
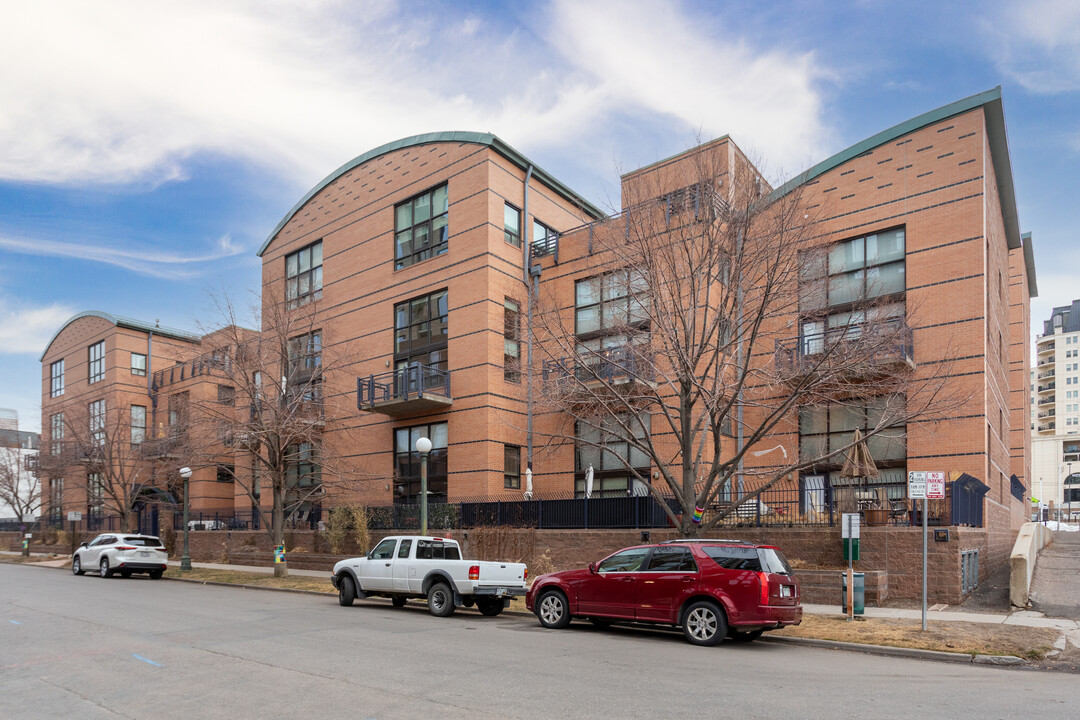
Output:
1068,462,1074,526
415,437,432,536
179,466,192,571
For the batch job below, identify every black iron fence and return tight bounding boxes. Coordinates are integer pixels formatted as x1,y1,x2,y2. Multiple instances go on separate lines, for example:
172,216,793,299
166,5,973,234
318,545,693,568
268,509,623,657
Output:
357,364,451,408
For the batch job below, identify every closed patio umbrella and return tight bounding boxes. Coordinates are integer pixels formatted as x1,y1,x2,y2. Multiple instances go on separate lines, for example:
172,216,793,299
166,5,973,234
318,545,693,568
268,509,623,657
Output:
585,465,594,498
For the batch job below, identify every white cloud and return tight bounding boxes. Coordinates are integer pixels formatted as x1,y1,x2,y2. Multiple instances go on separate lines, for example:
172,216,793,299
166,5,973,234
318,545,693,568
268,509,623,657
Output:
0,233,246,279
0,1,829,191
0,300,75,354
983,1,1080,93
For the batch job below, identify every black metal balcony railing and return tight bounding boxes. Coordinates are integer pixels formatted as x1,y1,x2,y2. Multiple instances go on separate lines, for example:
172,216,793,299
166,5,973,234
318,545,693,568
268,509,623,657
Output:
1038,356,1056,367
774,318,914,375
1038,409,1056,419
1039,341,1056,353
1038,396,1056,406
542,345,655,385
152,351,233,392
1039,421,1056,431
1038,382,1055,393
1039,368,1056,380
357,364,451,414
139,430,186,459
531,232,559,260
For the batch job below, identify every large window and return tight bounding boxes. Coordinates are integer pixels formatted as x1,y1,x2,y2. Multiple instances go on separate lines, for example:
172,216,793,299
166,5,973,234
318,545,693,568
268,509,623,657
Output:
130,405,146,445
88,341,105,384
799,228,905,350
87,472,103,519
393,422,448,504
50,359,64,397
131,352,147,377
217,464,236,483
394,290,448,372
49,477,64,519
88,399,105,446
288,331,322,378
286,443,320,489
575,270,651,376
798,397,906,487
504,203,521,247
575,414,650,497
504,298,521,382
395,184,449,269
286,241,323,308
50,413,64,455
167,392,189,436
532,219,557,258
504,445,521,489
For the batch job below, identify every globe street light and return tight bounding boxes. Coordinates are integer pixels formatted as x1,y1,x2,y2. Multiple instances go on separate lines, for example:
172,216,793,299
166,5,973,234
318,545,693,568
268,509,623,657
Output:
415,437,432,536
179,466,192,571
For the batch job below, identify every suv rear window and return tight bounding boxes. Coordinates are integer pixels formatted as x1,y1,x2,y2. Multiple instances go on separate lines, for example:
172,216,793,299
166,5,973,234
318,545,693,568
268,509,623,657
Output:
123,536,161,546
415,540,461,560
758,548,793,576
701,546,761,571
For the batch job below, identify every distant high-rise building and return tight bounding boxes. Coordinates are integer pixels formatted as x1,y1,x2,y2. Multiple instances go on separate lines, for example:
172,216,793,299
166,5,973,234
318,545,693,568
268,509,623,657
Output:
1031,300,1080,515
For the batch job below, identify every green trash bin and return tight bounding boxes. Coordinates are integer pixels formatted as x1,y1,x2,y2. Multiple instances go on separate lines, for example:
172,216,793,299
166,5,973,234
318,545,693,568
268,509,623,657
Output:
841,572,865,615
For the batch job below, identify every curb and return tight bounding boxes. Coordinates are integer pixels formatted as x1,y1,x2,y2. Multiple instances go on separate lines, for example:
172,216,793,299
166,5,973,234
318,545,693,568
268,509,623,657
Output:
761,634,1026,666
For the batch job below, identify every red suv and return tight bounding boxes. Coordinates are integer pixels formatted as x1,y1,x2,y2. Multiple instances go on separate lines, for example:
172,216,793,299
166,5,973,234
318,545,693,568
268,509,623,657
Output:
525,539,801,646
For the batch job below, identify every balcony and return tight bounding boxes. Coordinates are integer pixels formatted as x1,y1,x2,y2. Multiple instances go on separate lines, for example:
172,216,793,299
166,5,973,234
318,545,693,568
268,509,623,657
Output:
1038,395,1056,406
1038,381,1056,394
1038,409,1056,419
1038,368,1056,380
75,443,106,465
1038,340,1056,354
357,364,452,416
1037,356,1056,367
139,431,186,459
774,318,915,379
152,350,234,392
542,345,656,395
1038,420,1057,433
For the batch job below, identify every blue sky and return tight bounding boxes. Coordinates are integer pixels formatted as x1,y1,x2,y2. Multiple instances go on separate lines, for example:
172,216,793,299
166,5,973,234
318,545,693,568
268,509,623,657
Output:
1,0,1078,433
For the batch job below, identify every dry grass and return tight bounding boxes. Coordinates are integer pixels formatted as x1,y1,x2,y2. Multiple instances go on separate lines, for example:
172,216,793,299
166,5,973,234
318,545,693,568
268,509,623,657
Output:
773,614,1059,659
167,567,335,594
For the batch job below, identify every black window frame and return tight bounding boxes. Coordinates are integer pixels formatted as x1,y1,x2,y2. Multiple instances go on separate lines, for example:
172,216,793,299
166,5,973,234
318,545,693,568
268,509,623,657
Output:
797,397,907,486
574,413,651,498
504,297,521,382
88,399,105,447
393,421,448,504
285,240,323,309
504,202,522,247
217,464,236,483
504,444,521,489
394,290,448,373
130,405,146,445
531,219,557,258
50,359,64,398
131,352,147,377
395,184,449,270
88,341,105,384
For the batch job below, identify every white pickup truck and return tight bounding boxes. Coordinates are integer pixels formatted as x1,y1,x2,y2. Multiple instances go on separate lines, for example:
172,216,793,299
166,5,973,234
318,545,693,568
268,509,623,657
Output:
331,535,528,617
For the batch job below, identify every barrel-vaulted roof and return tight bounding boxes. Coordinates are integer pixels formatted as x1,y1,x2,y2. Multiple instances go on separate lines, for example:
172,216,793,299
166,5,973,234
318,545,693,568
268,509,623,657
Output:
39,311,200,362
259,131,606,257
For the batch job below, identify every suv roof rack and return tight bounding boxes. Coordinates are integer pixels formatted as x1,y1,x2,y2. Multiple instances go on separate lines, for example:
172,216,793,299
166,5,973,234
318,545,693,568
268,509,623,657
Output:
663,538,755,545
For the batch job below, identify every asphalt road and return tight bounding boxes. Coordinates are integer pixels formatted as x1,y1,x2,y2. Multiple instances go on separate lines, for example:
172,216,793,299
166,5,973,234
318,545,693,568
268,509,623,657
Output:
3,564,1078,720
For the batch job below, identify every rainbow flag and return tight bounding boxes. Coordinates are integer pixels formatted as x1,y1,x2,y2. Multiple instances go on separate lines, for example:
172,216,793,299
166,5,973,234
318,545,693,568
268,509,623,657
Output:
693,505,705,523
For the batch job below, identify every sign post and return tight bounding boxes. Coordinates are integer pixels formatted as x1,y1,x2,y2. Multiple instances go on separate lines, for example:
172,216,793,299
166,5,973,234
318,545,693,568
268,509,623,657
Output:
841,513,860,621
909,471,945,631
66,511,82,556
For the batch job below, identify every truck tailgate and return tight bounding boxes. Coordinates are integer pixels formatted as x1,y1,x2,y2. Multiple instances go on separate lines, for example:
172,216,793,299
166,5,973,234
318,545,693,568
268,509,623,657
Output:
476,561,527,588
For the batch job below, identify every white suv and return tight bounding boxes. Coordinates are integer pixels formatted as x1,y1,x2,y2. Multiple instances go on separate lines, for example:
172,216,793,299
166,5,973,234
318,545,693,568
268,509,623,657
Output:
72,533,168,579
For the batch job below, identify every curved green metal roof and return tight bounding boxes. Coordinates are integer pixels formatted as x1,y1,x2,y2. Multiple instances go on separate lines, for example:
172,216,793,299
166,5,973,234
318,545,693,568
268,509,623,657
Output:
259,131,605,257
39,311,201,362
771,87,1023,252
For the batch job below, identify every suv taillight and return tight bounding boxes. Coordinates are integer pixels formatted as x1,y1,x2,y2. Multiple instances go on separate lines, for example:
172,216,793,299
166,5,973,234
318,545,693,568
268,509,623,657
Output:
469,565,480,580
758,572,770,605
115,545,136,551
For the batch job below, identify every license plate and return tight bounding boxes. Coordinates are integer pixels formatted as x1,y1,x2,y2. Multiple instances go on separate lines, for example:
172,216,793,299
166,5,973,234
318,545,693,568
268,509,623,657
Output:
780,585,793,598
139,551,151,558
497,587,507,596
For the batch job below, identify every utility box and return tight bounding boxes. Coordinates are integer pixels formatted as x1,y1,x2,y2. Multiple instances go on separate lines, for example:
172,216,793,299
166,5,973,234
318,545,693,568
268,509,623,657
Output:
841,572,865,615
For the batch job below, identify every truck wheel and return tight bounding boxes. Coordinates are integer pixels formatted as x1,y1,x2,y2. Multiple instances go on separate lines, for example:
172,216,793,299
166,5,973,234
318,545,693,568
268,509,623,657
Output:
477,599,503,617
338,575,356,607
536,589,571,629
682,600,726,646
392,596,407,608
427,582,455,617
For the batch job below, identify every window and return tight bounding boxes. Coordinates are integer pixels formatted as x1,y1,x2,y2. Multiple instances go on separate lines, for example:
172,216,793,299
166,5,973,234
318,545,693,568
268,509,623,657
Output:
532,219,557,258
397,539,413,559
415,539,461,560
798,398,907,487
288,331,322,378
644,547,697,572
285,240,323,308
217,385,236,406
87,472,103,518
370,538,397,560
575,414,650,497
799,228,906,349
504,203,521,247
88,399,105,446
88,341,105,384
131,352,147,377
395,184,449,269
504,445,521,489
597,547,649,572
130,405,146,444
393,422,448,504
702,546,761,571
50,359,65,397
575,270,651,378
394,290,448,373
504,298,521,382
49,477,64,519
216,464,236,483
50,413,64,455
168,392,189,434
286,443,320,488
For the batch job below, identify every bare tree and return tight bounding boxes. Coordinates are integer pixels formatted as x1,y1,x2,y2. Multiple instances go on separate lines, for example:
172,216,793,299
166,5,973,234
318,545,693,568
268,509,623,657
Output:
0,443,41,521
191,289,372,576
37,403,158,533
532,147,964,535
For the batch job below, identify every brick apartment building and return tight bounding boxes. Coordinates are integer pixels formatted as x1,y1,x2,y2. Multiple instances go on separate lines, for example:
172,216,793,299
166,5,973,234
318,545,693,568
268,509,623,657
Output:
38,312,258,529
36,88,1037,598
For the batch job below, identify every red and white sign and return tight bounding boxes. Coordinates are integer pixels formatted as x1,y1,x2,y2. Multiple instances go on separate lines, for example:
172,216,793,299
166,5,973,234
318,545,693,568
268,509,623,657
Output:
926,471,946,499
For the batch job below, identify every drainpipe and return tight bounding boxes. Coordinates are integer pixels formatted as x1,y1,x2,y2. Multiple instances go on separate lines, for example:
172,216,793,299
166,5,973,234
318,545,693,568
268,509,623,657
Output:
523,165,535,473
736,229,745,499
